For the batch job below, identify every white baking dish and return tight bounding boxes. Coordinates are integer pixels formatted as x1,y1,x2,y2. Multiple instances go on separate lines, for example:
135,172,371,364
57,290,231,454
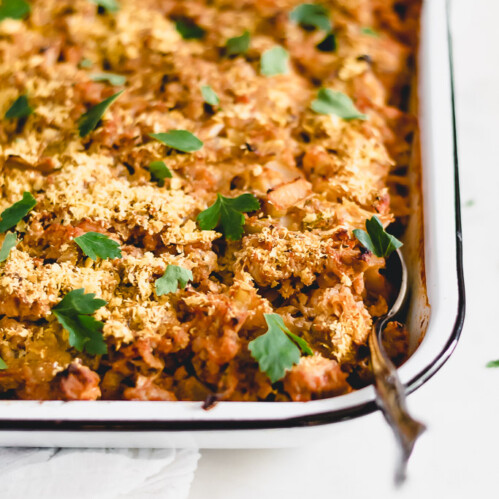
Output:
0,0,464,448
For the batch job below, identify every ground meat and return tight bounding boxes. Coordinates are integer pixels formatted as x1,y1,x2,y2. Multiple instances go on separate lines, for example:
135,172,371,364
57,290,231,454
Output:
58,362,101,401
284,355,351,401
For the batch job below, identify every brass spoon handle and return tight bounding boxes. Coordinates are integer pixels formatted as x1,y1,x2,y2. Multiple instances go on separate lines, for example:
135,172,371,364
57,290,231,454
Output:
369,322,426,485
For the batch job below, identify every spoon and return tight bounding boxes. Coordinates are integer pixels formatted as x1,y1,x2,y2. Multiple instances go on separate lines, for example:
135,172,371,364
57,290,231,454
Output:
369,248,426,485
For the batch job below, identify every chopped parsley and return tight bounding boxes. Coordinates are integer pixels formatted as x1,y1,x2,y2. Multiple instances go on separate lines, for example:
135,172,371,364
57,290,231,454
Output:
89,0,120,13
201,85,219,106
74,232,122,261
0,192,36,233
77,90,124,137
487,360,499,368
290,4,336,53
260,46,289,77
5,95,33,120
311,88,367,120
248,313,312,383
149,160,172,186
0,357,6,370
0,0,30,21
197,193,260,240
353,216,403,258
53,289,107,355
361,26,380,37
79,58,93,69
289,3,332,32
90,73,126,86
149,130,203,153
226,30,250,56
316,32,337,52
155,265,193,296
175,18,205,40
0,232,17,262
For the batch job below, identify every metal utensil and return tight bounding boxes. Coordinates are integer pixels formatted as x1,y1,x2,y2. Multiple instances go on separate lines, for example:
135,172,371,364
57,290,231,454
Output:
369,248,426,485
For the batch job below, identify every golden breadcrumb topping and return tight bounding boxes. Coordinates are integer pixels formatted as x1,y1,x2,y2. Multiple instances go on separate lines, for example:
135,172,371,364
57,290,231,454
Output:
0,0,419,401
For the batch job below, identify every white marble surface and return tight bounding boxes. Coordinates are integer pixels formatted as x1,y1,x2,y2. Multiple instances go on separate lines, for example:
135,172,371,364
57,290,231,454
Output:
189,1,498,497
1,448,199,499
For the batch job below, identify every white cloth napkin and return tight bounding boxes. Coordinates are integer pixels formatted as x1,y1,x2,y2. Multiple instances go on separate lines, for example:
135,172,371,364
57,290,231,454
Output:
0,447,200,499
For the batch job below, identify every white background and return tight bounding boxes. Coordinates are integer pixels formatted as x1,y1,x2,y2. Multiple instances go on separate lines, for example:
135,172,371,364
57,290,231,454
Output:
189,1,499,497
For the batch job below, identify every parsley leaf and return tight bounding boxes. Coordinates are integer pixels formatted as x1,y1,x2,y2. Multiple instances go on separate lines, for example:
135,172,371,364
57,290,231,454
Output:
78,90,124,137
89,0,120,13
74,232,122,261
197,193,260,240
316,32,337,52
149,130,203,153
486,360,499,368
0,192,36,233
286,330,313,356
53,289,107,355
5,95,33,119
289,3,332,32
248,313,312,383
361,26,380,37
226,30,250,56
0,357,6,370
201,85,219,107
79,58,93,69
149,160,172,187
261,46,289,77
155,265,193,296
0,232,17,262
175,18,205,40
311,88,367,120
353,216,403,258
0,0,30,21
90,73,126,86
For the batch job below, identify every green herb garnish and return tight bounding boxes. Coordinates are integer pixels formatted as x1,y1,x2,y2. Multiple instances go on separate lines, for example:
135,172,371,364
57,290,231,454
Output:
155,265,193,296
0,0,30,21
361,26,380,37
74,232,122,261
149,130,203,153
0,357,6,369
79,58,93,69
90,73,126,86
78,90,124,137
197,193,259,240
311,88,367,120
353,216,403,258
249,313,312,383
175,18,205,40
201,85,219,106
5,95,32,120
0,192,36,233
289,3,331,32
486,360,499,368
0,232,17,262
53,289,107,355
316,32,336,52
89,0,120,13
260,46,289,77
226,30,250,56
148,160,172,187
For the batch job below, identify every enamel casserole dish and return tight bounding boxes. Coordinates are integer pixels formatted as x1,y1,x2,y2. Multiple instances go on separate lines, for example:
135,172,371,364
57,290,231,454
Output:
0,0,464,448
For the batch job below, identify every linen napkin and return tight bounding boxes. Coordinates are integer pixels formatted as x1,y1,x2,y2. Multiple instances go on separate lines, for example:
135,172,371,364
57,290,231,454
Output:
0,447,200,499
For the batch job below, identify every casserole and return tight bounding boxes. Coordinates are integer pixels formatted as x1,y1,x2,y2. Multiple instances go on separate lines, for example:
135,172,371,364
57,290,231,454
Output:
0,0,464,448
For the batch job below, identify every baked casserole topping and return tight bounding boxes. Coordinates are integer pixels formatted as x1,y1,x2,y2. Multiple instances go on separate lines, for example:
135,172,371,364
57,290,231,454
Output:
0,0,419,401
